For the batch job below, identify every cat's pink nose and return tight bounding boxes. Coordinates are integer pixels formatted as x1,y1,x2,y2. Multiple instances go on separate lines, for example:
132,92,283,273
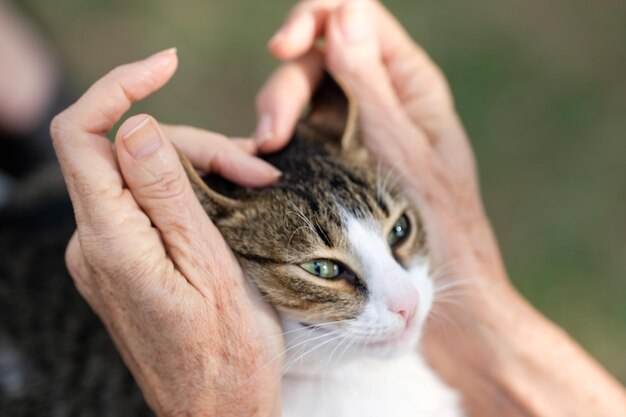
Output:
388,287,418,327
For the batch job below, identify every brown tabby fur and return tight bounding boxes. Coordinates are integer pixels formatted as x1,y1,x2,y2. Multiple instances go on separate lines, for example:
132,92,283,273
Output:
180,74,427,323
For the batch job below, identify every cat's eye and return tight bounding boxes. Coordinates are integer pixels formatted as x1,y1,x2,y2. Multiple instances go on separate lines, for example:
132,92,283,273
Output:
300,259,341,279
388,214,410,248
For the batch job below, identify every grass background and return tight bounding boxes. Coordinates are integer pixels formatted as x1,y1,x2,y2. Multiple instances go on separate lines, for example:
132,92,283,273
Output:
20,0,626,382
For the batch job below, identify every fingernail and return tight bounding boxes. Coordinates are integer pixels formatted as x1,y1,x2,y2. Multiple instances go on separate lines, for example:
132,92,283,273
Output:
147,47,177,63
268,29,285,49
267,165,283,178
123,117,162,159
255,113,274,146
340,0,372,43
231,138,258,154
269,13,311,51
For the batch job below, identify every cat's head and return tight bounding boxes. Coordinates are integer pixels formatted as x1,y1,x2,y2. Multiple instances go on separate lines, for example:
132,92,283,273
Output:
184,75,432,367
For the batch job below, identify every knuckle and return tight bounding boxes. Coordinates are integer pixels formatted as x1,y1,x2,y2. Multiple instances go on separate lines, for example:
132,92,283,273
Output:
65,237,85,281
140,167,188,202
107,64,130,80
82,232,161,286
49,111,73,143
328,51,374,83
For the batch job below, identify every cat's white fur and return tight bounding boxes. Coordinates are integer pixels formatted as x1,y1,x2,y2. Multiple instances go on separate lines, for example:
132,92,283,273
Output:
280,214,464,417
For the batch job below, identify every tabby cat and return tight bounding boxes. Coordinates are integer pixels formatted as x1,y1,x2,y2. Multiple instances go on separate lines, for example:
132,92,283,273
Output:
0,74,462,416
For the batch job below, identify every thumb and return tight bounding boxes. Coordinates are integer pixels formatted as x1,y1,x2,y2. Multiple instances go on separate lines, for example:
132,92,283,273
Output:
114,114,238,293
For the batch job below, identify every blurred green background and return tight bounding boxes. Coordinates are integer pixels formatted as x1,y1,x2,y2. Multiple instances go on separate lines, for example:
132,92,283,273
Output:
21,0,626,382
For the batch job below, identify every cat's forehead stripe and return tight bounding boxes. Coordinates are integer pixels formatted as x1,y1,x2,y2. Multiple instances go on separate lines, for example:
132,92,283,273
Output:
314,224,333,248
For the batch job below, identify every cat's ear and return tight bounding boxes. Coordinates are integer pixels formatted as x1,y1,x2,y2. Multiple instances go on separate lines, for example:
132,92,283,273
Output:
301,72,359,151
177,149,241,218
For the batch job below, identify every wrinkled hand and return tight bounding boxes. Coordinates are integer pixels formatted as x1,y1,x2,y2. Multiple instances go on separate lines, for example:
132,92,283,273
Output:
255,0,505,277
257,3,626,417
254,0,522,413
50,49,283,417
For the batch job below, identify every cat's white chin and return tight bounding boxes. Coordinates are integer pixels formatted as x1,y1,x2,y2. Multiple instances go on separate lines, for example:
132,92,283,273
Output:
280,315,423,373
350,325,422,359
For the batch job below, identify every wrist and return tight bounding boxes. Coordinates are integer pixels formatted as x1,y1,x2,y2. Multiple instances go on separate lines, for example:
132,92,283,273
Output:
150,378,281,417
448,286,626,417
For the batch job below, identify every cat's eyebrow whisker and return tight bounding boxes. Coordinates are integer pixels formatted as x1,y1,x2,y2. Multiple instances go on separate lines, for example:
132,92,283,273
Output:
287,201,316,233
375,160,383,203
287,225,314,247
376,157,403,198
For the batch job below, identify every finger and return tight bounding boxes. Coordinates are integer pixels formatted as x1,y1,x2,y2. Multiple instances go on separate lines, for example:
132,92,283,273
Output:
50,49,178,228
254,49,324,153
270,0,416,63
269,9,319,60
160,123,282,186
114,114,245,294
230,138,258,154
65,48,178,135
325,0,429,154
160,122,258,154
270,0,451,125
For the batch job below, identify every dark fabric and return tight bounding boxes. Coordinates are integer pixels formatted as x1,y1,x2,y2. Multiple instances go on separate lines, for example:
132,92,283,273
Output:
0,79,71,179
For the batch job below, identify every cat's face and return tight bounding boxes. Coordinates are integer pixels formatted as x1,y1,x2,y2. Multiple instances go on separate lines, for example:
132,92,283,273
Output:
185,74,433,369
191,129,432,367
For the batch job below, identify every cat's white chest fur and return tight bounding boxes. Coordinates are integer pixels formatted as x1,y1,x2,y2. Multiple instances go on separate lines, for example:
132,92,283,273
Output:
281,353,463,417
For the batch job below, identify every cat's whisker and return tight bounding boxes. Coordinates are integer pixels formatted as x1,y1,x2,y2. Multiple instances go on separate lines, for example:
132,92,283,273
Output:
248,329,341,383
432,298,467,310
376,156,403,198
426,307,464,339
336,329,358,365
285,319,356,358
264,332,345,392
287,225,312,247
431,267,466,284
322,330,354,381
281,332,346,378
278,319,355,337
433,277,481,304
434,280,469,294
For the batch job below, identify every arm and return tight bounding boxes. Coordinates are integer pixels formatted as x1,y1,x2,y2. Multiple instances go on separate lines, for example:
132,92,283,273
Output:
254,1,626,415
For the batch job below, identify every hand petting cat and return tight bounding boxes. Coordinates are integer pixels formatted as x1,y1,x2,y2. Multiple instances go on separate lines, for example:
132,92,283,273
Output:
49,0,626,416
50,49,284,417
254,0,626,416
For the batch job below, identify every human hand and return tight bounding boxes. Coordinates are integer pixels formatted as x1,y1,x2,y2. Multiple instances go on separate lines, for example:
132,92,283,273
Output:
50,49,283,417
255,0,510,338
255,0,505,279
256,2,626,416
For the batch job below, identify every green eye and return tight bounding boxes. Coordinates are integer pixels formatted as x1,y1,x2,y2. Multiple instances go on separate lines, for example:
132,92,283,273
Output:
388,214,410,247
300,259,341,279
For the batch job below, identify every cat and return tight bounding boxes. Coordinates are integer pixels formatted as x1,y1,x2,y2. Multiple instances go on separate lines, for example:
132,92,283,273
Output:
0,74,463,416
183,74,463,417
